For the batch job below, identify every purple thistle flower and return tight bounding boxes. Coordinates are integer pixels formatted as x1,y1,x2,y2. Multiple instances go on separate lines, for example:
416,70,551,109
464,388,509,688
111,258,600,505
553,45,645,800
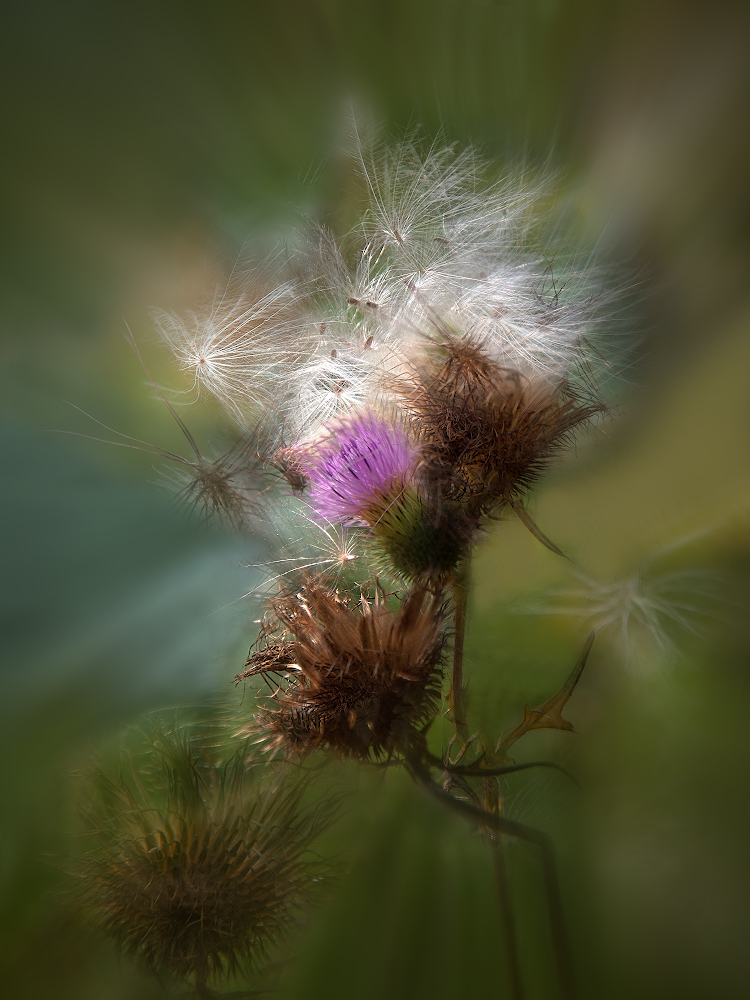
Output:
304,411,416,523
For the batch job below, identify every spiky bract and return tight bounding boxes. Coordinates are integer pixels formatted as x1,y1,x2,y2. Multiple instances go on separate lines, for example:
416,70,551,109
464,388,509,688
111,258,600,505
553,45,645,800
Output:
239,581,447,759
74,723,329,991
396,334,603,518
364,485,475,584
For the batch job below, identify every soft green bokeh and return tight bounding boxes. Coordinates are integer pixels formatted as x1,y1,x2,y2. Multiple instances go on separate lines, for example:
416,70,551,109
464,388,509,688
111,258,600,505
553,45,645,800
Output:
1,1,749,998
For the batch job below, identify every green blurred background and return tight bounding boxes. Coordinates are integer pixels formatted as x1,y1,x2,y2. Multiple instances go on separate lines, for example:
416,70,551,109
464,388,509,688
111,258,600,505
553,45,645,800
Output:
2,1,750,997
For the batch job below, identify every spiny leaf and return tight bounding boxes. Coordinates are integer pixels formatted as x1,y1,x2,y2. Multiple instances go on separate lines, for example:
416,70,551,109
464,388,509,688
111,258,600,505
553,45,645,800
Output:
499,632,595,751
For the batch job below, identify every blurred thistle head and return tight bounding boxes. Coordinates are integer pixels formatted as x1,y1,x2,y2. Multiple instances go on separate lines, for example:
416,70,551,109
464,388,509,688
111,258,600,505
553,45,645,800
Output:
73,720,332,995
395,332,604,519
238,579,447,759
531,566,725,667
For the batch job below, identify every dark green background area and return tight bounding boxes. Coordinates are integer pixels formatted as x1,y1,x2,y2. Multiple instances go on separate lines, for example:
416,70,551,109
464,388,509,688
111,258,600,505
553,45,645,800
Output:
2,2,750,998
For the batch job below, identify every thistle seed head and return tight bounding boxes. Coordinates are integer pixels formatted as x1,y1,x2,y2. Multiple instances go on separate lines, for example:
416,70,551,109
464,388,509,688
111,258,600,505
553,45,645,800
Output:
396,333,604,517
167,441,269,529
73,722,330,992
154,277,302,421
239,581,447,759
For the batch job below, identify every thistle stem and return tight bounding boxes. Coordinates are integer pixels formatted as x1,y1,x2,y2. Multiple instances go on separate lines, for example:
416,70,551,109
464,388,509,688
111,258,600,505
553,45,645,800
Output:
450,558,471,743
493,836,525,1000
404,747,575,1000
484,771,524,1000
194,962,212,1000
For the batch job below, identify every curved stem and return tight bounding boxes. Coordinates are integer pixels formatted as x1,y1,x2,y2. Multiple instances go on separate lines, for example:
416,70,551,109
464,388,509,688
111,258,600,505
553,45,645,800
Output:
483,770,525,1000
404,747,575,1000
424,752,579,785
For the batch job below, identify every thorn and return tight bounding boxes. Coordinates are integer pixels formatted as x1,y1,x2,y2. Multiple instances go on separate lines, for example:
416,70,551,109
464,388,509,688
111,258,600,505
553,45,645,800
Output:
509,497,570,560
499,633,595,751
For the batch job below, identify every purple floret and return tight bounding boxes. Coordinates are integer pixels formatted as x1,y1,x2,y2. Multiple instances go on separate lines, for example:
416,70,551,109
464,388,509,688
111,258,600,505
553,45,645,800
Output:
304,411,416,522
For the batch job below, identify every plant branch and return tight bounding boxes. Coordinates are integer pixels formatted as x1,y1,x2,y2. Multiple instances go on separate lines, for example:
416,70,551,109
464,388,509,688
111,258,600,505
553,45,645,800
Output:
493,835,525,1000
498,633,595,757
405,752,575,1000
421,746,579,784
450,557,471,743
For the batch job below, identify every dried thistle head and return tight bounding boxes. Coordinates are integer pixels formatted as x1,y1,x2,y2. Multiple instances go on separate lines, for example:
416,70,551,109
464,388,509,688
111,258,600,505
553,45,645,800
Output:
270,444,309,493
161,439,271,530
239,580,447,759
73,722,331,994
396,333,604,518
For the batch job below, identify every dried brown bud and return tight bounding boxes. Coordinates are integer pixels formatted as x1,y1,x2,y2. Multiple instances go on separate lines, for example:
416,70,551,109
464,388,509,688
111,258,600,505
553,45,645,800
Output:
72,723,331,992
271,446,309,493
397,335,603,517
240,581,447,759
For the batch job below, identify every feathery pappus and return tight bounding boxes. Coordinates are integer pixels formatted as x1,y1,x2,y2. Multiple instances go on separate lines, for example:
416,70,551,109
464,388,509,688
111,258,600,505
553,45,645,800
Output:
530,566,725,667
156,134,616,445
153,275,304,421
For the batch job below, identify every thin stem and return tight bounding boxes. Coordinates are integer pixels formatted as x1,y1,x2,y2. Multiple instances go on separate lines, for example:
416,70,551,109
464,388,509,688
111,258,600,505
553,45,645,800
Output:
194,960,212,1000
493,836,525,1000
424,752,579,785
450,557,471,742
484,771,525,1000
405,749,575,1000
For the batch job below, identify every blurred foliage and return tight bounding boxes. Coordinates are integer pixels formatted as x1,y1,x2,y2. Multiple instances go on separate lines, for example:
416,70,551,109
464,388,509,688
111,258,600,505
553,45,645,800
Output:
1,1,750,998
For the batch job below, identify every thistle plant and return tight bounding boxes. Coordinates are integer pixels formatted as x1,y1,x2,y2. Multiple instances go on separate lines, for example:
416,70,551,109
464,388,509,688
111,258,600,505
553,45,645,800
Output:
239,580,446,758
73,719,333,999
73,130,641,999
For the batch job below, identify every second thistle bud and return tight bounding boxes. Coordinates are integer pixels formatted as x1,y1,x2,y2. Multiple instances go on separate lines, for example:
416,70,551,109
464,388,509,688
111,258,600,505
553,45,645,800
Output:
303,409,473,582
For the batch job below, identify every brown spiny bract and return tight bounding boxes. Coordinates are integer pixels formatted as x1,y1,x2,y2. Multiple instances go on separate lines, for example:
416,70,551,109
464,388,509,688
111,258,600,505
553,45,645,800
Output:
239,581,447,759
270,445,309,493
74,724,329,995
397,334,603,517
180,445,265,528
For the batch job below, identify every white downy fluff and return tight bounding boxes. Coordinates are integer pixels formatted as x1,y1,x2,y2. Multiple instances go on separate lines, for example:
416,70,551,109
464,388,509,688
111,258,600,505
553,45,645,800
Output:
157,133,612,441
